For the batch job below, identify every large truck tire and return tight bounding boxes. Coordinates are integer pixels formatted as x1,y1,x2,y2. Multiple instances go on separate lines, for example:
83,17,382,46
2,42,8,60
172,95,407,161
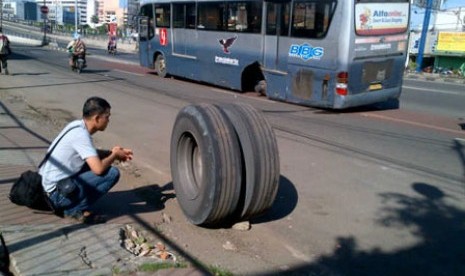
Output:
170,104,242,225
218,103,280,220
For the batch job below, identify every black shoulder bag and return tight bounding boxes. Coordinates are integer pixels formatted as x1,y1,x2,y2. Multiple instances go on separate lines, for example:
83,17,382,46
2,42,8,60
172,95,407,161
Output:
9,126,79,210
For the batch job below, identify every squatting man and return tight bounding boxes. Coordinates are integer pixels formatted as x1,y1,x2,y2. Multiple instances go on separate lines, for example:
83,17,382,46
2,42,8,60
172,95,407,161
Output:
39,96,133,223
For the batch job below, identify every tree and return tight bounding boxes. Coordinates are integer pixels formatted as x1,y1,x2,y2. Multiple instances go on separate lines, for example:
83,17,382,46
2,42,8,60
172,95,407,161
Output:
91,15,99,24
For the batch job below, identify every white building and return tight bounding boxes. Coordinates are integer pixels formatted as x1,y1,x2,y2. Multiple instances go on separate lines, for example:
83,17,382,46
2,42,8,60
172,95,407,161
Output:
409,4,465,71
434,7,465,31
3,0,139,29
34,0,95,26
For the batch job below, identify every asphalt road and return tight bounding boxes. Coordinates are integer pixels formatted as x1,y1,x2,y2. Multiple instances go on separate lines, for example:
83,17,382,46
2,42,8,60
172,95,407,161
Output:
2,43,464,275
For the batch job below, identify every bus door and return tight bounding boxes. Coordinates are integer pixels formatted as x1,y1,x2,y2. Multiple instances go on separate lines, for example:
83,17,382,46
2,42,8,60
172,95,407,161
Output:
172,2,197,58
263,0,290,99
138,16,153,68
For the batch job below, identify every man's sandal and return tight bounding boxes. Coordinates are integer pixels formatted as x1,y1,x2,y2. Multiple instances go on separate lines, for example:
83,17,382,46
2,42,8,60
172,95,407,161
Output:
66,211,107,224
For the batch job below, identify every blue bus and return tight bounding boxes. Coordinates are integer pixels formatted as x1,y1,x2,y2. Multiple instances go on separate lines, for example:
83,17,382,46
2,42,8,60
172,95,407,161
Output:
138,0,410,109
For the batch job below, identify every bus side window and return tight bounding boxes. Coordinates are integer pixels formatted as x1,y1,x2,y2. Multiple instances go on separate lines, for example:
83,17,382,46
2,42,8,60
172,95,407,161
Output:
186,3,196,29
227,3,248,31
173,4,185,28
225,1,261,33
266,3,277,35
266,3,289,36
249,1,263,34
198,2,224,31
291,0,335,39
155,4,170,28
173,3,196,29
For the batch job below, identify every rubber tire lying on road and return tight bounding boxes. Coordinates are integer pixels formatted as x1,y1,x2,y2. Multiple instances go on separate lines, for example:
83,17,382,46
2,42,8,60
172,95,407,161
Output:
218,103,280,220
170,104,242,225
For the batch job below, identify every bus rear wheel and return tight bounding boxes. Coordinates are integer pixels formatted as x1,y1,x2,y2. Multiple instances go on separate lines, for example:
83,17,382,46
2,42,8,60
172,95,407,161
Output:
155,55,167,78
254,80,267,96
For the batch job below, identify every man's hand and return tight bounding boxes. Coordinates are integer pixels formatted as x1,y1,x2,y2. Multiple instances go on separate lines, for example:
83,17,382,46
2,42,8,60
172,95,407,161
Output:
111,146,133,162
86,147,133,175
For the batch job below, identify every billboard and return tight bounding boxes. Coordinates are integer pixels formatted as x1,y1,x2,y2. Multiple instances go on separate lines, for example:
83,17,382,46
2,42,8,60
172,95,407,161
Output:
436,32,465,53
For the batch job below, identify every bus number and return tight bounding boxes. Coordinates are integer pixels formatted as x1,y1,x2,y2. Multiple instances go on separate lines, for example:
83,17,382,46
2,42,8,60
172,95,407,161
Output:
160,28,168,46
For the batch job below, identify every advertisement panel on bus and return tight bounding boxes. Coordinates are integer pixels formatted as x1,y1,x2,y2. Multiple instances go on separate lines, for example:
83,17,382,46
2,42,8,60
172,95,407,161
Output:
355,3,409,36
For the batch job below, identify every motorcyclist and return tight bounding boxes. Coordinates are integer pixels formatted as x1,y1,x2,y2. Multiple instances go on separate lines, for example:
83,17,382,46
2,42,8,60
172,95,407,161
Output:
0,28,11,75
67,34,87,68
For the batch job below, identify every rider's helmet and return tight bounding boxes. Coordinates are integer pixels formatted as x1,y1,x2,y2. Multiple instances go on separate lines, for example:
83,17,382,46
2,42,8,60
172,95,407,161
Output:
74,33,81,40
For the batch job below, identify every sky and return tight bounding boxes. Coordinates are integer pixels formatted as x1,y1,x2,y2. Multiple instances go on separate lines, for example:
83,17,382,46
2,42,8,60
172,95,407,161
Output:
441,0,465,9
411,0,465,29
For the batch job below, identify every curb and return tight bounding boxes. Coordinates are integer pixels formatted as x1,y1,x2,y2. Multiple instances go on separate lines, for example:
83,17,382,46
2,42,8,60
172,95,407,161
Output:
404,73,465,84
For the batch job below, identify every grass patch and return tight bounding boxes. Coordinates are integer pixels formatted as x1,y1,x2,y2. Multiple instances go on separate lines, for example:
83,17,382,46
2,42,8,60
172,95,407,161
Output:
208,265,234,276
138,261,188,272
137,262,233,275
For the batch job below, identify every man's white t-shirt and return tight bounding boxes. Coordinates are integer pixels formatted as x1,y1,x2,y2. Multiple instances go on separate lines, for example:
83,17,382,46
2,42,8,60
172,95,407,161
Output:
39,119,98,192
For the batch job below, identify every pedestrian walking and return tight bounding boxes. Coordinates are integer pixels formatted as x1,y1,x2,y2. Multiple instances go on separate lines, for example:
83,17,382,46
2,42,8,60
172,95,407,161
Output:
39,96,133,223
0,28,11,75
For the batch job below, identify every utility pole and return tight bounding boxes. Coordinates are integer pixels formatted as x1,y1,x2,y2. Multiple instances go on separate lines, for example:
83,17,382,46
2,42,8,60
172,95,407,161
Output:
416,0,434,72
74,0,78,35
42,0,47,45
0,0,3,31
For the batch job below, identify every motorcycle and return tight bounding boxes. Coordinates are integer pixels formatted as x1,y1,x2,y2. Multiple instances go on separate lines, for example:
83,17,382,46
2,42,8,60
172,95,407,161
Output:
107,44,117,55
71,53,86,74
107,37,117,55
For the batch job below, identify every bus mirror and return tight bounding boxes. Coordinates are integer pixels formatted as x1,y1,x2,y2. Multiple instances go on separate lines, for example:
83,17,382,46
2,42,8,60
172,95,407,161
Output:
138,17,150,40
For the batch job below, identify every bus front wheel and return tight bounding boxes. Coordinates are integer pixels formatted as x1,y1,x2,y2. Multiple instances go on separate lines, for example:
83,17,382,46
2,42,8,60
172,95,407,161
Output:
155,55,167,78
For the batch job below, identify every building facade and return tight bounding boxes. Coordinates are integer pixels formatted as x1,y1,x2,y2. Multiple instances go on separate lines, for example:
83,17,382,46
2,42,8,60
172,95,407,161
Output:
409,6,465,72
1,0,139,29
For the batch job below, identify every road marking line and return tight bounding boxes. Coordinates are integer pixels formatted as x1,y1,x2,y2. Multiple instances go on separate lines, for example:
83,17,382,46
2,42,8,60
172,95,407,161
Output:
402,85,462,95
361,113,465,135
283,244,312,262
211,88,275,103
113,69,145,77
211,88,231,94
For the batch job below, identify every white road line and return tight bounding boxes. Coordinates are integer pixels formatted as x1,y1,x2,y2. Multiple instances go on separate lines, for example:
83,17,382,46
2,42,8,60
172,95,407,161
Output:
113,69,145,77
211,88,232,94
211,88,275,103
361,113,465,135
402,85,463,95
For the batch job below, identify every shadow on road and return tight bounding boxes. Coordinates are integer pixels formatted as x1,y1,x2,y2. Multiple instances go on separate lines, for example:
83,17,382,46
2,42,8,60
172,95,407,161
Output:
272,182,465,276
93,183,176,220
253,175,298,224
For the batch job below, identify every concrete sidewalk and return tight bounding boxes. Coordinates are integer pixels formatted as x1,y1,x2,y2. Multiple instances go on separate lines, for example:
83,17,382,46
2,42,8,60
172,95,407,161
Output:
404,72,465,85
0,51,205,275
